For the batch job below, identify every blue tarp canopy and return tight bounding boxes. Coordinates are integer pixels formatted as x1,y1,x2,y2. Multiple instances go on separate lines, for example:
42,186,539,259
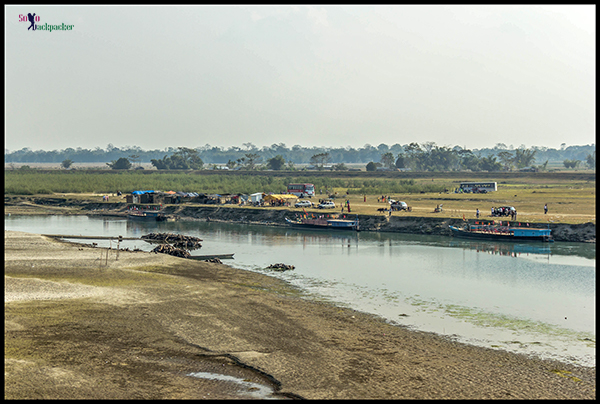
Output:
131,190,157,195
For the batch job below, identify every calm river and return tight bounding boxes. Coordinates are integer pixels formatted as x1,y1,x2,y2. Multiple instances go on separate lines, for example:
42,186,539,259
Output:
5,214,596,367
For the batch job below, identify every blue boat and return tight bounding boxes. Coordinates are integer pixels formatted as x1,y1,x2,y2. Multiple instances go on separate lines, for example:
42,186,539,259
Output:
449,223,553,242
285,215,359,231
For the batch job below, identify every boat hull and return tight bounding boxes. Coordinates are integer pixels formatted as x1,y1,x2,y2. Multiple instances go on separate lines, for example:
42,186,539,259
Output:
449,225,553,242
285,217,359,231
128,212,167,221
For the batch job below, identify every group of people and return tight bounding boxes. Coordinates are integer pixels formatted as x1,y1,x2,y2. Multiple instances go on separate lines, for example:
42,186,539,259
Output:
377,195,392,203
490,206,517,220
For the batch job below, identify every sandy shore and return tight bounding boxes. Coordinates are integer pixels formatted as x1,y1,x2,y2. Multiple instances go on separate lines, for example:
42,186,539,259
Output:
4,230,595,399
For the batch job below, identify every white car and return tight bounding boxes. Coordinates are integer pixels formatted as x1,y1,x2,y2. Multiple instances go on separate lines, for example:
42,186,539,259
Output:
295,200,313,208
317,200,336,209
390,200,410,211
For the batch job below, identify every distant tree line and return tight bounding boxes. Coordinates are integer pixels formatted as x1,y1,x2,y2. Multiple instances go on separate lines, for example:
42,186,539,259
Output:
5,142,595,172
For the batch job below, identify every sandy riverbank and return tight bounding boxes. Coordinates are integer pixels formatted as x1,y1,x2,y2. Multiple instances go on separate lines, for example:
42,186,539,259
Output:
4,230,595,399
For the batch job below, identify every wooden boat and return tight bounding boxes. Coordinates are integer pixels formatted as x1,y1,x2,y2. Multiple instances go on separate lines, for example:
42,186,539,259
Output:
285,215,360,231
127,210,168,221
449,223,553,242
189,254,234,260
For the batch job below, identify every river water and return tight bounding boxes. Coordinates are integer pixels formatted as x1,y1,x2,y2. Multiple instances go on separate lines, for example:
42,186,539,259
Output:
5,214,596,367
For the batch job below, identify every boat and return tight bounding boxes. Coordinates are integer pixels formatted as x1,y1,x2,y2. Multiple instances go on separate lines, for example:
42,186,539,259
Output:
127,210,168,221
189,253,234,260
449,223,553,242
285,215,359,231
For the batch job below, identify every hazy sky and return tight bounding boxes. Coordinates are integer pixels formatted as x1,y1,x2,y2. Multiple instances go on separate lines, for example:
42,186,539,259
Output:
5,5,595,152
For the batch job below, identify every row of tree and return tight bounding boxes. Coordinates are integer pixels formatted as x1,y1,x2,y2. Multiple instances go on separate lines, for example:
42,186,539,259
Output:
5,142,595,166
79,144,595,172
367,142,545,172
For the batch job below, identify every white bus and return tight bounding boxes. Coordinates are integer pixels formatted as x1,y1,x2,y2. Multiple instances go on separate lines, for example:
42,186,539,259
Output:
287,183,315,198
459,182,497,193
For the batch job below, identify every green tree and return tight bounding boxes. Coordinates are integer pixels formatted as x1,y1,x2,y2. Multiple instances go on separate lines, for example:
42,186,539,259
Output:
395,154,405,169
586,151,595,168
309,152,331,170
266,155,286,170
563,159,580,169
237,153,262,170
150,147,203,170
150,157,168,170
514,148,537,168
107,157,132,170
497,151,514,171
366,161,379,171
61,159,74,169
380,152,395,169
456,149,480,171
403,142,423,170
479,155,502,172
128,154,141,168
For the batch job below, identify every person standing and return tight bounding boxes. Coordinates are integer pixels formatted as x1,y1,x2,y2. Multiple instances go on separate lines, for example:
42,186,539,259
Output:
544,204,548,214
476,208,480,219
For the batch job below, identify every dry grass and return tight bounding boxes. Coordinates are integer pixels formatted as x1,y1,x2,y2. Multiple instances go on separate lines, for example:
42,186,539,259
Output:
297,178,596,224
5,174,595,225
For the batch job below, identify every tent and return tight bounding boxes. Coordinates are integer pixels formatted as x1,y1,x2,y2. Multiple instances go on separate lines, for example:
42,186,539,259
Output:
263,194,298,203
131,190,158,195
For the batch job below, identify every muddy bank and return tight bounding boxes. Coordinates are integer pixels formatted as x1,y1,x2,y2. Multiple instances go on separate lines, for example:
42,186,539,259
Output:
4,196,595,243
5,231,596,399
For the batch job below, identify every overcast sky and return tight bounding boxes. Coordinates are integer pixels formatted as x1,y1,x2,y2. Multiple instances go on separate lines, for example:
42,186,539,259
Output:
5,5,595,153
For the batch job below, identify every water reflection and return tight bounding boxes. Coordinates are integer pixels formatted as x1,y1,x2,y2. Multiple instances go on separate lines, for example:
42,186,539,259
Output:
449,239,551,257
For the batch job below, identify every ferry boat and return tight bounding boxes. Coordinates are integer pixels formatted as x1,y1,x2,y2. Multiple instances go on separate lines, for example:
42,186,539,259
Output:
285,215,359,231
449,223,553,242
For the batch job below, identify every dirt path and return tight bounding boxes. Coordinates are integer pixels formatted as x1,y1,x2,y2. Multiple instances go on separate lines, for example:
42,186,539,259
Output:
4,231,595,399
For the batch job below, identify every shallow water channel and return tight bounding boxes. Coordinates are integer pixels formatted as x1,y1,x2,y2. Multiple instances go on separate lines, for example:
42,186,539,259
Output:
5,214,596,367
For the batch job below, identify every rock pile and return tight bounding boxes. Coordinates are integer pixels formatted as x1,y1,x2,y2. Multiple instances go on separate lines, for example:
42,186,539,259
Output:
204,258,222,264
151,244,191,258
266,263,295,271
142,233,202,250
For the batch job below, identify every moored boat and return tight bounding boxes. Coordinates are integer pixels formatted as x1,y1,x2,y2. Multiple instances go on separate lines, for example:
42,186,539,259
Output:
285,215,359,231
449,223,553,242
127,210,168,221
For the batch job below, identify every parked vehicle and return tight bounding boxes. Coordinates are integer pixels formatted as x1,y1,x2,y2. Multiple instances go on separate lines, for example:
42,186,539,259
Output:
458,182,497,193
287,183,315,198
317,200,336,209
389,200,411,211
295,200,313,208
